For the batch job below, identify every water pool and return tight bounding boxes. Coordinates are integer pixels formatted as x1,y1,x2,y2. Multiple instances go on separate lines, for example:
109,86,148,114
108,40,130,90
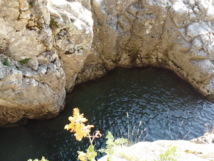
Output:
0,67,214,161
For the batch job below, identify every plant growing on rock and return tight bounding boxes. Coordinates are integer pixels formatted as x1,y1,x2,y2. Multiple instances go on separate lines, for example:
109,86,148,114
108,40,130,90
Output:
158,145,178,161
2,58,11,67
99,131,128,161
19,58,30,65
64,108,102,161
50,18,58,28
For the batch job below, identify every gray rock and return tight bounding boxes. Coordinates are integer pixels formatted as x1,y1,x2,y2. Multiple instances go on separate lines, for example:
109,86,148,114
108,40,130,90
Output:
27,58,39,71
89,0,214,101
99,139,214,161
191,133,214,144
0,0,214,125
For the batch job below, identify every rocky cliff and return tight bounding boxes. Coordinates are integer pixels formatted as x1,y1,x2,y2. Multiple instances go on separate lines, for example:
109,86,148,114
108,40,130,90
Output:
0,0,214,125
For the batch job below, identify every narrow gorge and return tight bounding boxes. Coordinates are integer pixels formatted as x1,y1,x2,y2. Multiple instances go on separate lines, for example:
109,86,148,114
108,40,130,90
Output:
0,0,214,126
1,1,214,161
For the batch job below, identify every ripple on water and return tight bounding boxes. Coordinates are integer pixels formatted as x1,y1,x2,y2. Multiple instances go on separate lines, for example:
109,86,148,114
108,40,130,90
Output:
0,67,214,161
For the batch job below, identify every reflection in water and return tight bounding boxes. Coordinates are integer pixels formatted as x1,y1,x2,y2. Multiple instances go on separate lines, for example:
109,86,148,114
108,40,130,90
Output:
0,67,214,161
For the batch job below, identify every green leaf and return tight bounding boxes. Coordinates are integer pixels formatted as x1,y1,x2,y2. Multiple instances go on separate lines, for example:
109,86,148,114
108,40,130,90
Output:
115,138,128,145
98,148,105,153
106,131,115,148
2,59,11,67
86,145,97,161
87,145,95,153
19,58,30,65
99,131,126,157
159,146,177,161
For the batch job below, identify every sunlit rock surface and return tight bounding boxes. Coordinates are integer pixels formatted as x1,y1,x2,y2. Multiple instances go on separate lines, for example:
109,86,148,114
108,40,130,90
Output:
99,134,214,161
90,0,214,100
0,0,214,125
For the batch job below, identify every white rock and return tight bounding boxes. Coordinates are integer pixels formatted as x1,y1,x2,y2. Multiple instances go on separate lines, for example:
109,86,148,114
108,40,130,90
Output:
0,0,214,126
27,59,39,71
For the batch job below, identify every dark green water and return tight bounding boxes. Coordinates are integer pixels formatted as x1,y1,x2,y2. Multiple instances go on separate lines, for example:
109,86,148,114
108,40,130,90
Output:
0,67,214,161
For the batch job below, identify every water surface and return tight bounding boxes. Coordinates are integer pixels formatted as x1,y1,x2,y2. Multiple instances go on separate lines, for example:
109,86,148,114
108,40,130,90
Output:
0,67,214,161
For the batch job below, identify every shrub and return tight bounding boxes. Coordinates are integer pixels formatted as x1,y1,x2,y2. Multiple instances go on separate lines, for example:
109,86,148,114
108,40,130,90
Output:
64,108,102,161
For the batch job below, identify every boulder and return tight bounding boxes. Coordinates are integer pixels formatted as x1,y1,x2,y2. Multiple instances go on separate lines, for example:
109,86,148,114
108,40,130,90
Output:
0,0,66,125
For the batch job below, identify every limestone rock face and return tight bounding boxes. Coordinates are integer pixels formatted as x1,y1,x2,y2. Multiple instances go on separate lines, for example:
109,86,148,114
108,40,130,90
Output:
0,0,95,125
48,0,94,91
0,0,214,125
90,0,214,100
0,0,66,125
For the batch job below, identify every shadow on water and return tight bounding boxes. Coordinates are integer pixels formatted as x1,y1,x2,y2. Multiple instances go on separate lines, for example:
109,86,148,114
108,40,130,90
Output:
0,67,214,161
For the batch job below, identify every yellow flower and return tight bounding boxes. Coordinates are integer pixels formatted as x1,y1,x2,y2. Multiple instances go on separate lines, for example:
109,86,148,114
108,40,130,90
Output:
64,108,94,141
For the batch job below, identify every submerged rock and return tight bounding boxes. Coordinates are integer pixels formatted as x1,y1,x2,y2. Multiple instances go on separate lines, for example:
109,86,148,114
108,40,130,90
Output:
0,0,214,125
